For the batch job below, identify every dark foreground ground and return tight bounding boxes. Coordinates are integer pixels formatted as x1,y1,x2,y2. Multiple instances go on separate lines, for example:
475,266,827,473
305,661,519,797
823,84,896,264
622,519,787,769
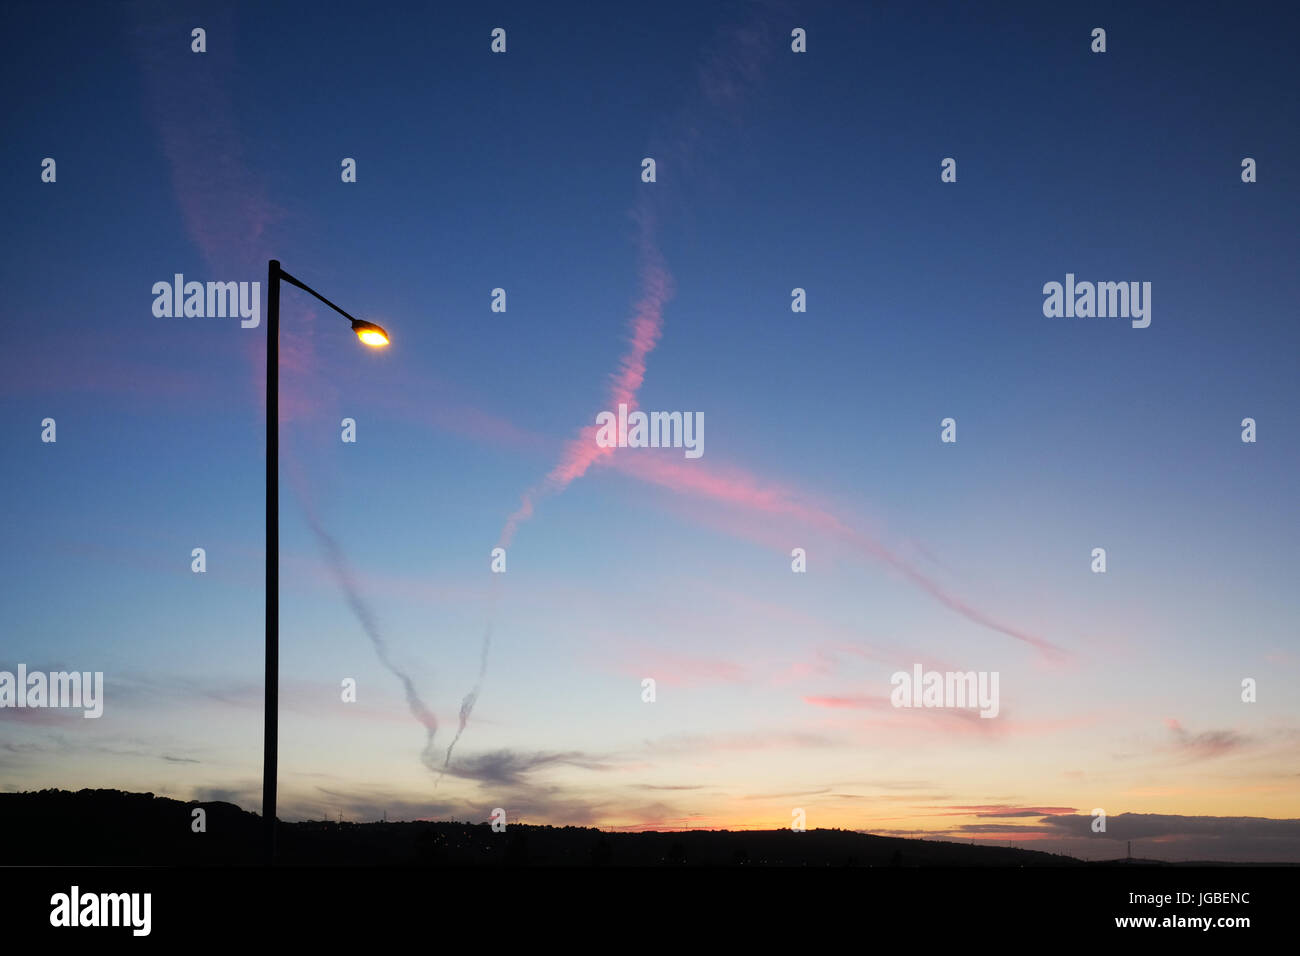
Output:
0,788,1170,867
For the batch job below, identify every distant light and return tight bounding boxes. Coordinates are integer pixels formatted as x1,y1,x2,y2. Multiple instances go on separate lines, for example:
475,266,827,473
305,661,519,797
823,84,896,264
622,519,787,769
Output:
351,320,390,348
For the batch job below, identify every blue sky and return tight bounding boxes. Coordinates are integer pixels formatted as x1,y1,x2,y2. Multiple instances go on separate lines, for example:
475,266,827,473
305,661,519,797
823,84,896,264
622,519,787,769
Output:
1,0,1298,860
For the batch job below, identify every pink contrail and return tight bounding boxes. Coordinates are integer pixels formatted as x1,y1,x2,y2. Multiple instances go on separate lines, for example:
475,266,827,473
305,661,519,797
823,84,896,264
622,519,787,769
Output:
490,2,783,545
605,453,1068,660
447,207,674,771
499,204,672,548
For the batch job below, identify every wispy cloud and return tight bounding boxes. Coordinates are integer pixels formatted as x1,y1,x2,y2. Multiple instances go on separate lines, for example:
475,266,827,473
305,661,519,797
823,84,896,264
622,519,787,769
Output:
923,805,1079,818
803,695,890,710
442,749,618,787
608,453,1066,660
1165,718,1250,761
499,207,672,548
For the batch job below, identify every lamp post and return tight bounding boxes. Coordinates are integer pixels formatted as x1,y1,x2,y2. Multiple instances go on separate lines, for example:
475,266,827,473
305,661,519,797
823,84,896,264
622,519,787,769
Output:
264,259,388,863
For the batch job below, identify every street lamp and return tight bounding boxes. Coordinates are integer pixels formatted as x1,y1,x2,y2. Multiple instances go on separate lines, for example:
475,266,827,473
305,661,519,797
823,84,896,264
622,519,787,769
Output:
264,259,388,863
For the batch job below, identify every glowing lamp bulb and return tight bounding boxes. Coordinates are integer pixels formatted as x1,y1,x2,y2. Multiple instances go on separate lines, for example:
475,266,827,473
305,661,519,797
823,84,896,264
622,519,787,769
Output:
351,320,390,348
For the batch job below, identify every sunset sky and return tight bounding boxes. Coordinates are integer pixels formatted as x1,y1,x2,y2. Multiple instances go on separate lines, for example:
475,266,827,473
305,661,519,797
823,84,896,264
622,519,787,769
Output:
2,0,1298,862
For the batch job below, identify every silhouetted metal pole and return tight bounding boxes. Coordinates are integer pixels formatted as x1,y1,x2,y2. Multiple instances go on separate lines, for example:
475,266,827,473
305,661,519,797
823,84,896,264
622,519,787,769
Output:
261,260,388,864
264,259,281,863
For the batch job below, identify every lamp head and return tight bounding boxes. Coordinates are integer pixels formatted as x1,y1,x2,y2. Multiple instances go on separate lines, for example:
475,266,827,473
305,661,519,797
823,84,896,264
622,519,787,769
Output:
351,320,390,348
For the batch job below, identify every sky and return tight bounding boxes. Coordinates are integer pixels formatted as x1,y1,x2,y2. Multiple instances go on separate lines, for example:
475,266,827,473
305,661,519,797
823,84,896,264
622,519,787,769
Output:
2,0,1298,862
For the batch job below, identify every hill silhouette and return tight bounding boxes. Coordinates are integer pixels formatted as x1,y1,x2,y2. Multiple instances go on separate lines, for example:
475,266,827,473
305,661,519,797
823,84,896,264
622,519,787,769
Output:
3,788,1114,866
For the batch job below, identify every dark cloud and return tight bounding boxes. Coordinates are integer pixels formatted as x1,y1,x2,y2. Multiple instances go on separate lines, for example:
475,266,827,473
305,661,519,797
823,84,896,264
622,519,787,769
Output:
834,778,939,791
952,823,1058,833
1002,812,1300,862
873,813,1300,862
1165,719,1250,761
0,733,202,768
925,805,1079,817
643,731,840,755
1041,812,1300,841
0,708,84,726
442,749,617,787
740,788,832,800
